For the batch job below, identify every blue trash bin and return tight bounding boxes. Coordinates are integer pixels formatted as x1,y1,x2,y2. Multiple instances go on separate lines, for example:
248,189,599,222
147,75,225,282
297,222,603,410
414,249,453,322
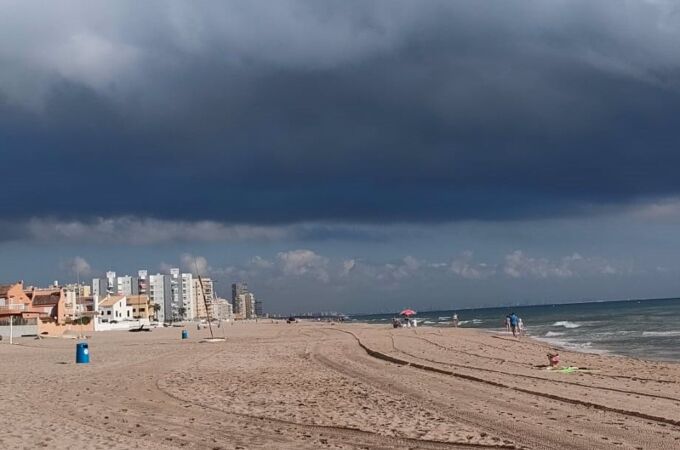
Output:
181,330,188,339
76,342,89,364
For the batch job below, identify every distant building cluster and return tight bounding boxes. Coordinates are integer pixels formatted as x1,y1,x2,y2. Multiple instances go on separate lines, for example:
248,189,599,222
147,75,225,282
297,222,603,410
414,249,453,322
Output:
0,271,263,337
93,269,262,323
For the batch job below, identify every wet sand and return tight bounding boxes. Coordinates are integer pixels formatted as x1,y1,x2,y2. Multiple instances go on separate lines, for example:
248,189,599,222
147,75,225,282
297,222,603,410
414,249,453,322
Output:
2,322,680,449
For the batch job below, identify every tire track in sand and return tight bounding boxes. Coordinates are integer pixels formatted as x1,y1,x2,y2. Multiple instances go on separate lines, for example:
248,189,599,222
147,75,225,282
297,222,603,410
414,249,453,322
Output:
336,328,680,428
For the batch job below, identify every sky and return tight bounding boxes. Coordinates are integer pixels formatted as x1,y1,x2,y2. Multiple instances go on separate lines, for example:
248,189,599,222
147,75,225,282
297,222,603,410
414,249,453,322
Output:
2,0,680,314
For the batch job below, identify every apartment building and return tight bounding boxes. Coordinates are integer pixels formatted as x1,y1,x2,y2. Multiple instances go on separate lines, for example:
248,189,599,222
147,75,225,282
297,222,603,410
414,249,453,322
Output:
180,273,195,320
116,275,139,296
138,270,148,295
193,277,214,320
92,278,108,298
212,297,233,320
106,271,116,294
231,282,248,315
148,273,171,323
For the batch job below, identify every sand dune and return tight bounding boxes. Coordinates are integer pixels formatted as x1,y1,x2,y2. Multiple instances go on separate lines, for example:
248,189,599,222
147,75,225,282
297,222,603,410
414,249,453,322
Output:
2,322,680,449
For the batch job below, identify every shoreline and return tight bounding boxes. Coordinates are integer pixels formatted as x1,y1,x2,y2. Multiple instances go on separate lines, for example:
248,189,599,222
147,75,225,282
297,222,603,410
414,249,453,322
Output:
351,312,680,364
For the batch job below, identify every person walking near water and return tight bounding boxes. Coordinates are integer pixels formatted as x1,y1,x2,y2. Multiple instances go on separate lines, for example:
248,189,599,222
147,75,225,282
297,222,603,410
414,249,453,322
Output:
509,313,519,337
452,313,459,328
505,315,511,332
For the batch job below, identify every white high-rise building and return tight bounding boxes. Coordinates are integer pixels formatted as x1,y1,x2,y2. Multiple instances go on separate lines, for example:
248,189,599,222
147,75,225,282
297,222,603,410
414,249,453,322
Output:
180,273,195,319
169,268,181,320
116,275,139,296
212,298,233,320
138,270,148,295
244,292,256,319
106,271,116,294
149,274,171,323
92,278,107,298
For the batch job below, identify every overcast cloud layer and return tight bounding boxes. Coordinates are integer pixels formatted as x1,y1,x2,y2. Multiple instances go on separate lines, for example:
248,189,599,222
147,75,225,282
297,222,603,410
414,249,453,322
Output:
2,0,680,223
3,1,680,312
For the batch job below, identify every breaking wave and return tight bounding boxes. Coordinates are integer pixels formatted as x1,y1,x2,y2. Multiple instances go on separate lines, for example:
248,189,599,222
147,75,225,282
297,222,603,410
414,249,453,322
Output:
552,321,581,329
642,331,680,337
545,331,565,337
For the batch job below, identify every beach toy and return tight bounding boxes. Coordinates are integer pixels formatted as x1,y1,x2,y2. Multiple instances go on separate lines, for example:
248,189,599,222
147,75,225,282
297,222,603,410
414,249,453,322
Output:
76,342,89,364
181,329,188,339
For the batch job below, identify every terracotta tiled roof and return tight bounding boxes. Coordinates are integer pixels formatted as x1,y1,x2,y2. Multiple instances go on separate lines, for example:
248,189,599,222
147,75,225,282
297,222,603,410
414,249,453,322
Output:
126,295,149,306
77,296,93,305
0,284,12,298
31,291,62,306
99,295,126,308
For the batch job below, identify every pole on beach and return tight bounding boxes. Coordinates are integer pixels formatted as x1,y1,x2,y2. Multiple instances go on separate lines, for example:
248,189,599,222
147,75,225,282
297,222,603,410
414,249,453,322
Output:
9,314,13,345
193,258,215,340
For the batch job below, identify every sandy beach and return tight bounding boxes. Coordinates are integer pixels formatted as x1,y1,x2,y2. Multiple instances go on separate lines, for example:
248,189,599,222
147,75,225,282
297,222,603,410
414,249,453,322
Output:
2,322,680,449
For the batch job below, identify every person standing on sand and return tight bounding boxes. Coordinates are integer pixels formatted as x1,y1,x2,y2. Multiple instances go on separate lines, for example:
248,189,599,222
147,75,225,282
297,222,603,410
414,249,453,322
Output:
505,315,511,332
509,313,519,337
452,313,459,327
518,317,524,336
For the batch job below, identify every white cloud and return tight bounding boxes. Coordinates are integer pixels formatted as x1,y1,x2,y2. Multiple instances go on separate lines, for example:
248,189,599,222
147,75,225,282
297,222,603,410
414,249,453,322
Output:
41,32,141,92
180,253,210,276
340,259,356,277
504,251,569,279
373,256,427,282
277,249,330,282
502,250,626,279
249,256,274,269
450,251,496,280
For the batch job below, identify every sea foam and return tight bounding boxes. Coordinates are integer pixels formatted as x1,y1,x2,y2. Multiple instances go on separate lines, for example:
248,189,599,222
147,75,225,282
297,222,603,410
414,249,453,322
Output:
545,331,565,337
642,331,680,337
552,321,581,328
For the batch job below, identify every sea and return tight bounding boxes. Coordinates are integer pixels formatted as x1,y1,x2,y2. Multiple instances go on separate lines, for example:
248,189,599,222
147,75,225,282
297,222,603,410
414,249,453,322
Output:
350,297,680,362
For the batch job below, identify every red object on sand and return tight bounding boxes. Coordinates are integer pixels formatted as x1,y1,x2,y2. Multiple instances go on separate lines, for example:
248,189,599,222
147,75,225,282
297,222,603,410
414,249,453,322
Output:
400,309,416,316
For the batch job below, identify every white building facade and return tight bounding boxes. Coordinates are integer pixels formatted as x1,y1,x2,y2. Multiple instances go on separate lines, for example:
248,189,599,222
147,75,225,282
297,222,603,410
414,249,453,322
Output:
180,273,195,320
98,295,132,322
149,274,171,323
106,271,116,294
116,275,139,296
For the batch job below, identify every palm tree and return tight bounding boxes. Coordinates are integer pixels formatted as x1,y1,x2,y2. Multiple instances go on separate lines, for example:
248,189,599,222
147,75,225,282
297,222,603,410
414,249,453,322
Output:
151,303,161,321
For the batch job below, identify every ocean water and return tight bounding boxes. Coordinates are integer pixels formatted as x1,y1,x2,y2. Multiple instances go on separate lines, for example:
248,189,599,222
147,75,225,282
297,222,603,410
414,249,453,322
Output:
350,298,680,362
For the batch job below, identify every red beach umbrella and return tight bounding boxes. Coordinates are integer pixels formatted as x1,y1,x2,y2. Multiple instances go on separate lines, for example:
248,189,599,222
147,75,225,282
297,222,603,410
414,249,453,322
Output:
400,309,416,316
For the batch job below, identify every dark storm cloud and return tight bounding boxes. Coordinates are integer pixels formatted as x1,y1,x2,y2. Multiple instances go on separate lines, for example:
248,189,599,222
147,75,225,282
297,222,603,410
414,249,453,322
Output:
2,0,680,224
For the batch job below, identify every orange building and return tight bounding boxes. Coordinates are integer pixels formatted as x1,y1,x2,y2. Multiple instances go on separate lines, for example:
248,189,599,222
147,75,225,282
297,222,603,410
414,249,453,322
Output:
0,282,43,321
26,288,67,325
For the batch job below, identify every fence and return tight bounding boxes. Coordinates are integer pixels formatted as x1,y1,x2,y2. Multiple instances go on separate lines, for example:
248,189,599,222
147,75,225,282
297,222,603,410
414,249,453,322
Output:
94,319,151,331
0,322,39,338
0,317,37,326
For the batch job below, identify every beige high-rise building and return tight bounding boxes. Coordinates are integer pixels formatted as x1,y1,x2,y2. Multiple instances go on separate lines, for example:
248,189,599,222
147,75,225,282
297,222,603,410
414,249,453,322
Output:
238,292,257,319
212,298,233,320
193,277,215,319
